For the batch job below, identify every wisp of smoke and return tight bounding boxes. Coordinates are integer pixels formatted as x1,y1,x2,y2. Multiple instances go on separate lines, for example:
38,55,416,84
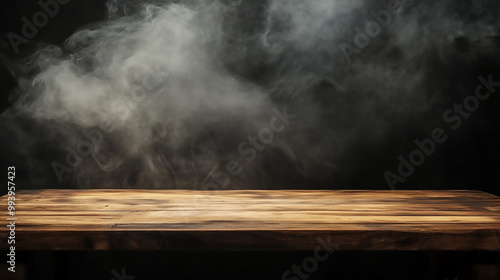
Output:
1,0,499,189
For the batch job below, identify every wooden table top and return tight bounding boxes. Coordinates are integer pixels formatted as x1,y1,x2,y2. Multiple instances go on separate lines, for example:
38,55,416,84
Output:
1,189,500,251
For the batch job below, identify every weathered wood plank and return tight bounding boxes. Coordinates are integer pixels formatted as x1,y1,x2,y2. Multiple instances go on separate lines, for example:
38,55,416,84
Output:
1,190,500,251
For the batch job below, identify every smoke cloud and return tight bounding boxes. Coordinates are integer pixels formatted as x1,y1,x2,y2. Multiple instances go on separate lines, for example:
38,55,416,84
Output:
1,0,499,189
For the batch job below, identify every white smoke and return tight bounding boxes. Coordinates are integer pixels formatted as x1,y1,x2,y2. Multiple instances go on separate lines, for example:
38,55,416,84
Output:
2,0,499,189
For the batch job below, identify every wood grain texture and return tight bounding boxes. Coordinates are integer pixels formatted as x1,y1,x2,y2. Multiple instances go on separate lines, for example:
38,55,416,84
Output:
1,189,500,251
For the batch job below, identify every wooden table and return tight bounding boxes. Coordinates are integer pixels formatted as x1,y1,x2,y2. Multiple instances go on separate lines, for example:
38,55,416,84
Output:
1,189,500,251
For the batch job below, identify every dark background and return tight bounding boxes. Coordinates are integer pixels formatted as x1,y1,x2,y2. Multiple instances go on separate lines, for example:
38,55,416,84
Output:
0,0,499,279
0,0,499,195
